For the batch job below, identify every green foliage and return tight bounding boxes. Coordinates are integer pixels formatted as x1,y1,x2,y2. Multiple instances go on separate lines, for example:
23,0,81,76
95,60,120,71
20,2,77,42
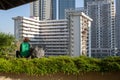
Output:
50,56,78,74
0,56,119,75
0,32,15,48
0,58,12,72
0,32,16,58
73,56,100,72
30,58,50,75
100,56,120,72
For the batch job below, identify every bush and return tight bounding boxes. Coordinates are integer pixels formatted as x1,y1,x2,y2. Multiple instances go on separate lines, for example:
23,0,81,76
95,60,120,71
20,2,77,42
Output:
73,56,100,72
0,32,16,58
52,56,78,74
100,56,120,72
0,58,13,72
0,56,119,75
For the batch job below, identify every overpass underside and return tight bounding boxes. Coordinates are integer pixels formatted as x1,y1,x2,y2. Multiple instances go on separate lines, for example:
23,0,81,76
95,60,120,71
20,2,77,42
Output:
0,0,37,10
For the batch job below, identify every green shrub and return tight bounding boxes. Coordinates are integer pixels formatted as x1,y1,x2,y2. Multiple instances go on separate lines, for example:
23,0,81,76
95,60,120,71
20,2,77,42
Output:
10,58,28,73
0,58,12,72
0,56,119,75
0,32,16,58
53,56,78,74
100,56,120,72
30,58,50,75
73,56,100,72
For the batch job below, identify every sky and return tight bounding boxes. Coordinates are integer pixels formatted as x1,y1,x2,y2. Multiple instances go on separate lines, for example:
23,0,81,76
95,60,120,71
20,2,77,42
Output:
0,0,83,34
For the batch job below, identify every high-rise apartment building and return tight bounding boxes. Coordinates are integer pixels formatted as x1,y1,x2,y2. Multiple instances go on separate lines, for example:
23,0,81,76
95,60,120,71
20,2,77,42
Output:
65,8,87,17
86,0,115,57
58,0,75,19
65,10,92,57
84,0,95,8
30,0,55,20
30,0,75,20
13,12,92,57
115,0,120,56
84,0,106,8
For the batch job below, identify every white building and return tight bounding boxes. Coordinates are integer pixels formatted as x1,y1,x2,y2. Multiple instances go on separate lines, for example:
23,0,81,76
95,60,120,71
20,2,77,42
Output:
13,13,92,57
66,10,92,57
13,16,69,56
87,0,115,57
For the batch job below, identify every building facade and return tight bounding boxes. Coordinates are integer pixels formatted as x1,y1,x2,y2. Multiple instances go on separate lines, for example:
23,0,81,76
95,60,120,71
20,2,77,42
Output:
84,0,95,8
30,0,55,20
30,0,75,20
65,8,87,18
87,0,115,58
13,13,92,57
13,16,69,56
84,0,107,8
58,0,75,19
115,0,120,56
66,10,92,57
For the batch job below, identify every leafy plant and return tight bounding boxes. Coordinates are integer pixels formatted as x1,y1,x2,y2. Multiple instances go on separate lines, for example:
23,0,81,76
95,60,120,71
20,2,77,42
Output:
100,56,120,72
0,56,119,75
0,32,16,58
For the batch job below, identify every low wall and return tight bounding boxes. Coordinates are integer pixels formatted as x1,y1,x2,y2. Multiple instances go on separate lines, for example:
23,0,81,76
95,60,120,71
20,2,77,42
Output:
0,72,120,80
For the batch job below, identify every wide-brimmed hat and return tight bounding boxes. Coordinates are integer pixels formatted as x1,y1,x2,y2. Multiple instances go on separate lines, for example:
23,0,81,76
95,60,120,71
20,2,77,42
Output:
23,37,29,42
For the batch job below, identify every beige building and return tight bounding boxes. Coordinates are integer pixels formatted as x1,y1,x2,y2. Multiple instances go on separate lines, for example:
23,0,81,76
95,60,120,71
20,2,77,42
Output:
66,10,92,57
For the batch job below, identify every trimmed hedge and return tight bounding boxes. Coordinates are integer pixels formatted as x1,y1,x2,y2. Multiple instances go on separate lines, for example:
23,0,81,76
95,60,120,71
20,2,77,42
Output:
0,56,120,75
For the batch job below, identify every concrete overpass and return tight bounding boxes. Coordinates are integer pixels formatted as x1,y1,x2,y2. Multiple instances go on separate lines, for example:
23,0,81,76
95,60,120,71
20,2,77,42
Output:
0,0,37,10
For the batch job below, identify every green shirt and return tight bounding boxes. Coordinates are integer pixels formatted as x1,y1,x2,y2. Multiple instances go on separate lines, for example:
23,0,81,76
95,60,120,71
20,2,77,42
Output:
20,42,30,57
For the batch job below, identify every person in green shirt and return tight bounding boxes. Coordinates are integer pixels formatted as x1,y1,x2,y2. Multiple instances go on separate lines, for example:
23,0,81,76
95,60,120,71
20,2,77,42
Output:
20,37,31,58
16,37,31,58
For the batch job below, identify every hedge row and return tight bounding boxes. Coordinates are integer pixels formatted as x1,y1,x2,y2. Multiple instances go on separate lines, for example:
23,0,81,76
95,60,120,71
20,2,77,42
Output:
0,56,120,75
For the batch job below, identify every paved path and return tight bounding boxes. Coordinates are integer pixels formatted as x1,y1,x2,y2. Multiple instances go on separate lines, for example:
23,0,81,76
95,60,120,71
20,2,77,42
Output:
0,76,20,80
